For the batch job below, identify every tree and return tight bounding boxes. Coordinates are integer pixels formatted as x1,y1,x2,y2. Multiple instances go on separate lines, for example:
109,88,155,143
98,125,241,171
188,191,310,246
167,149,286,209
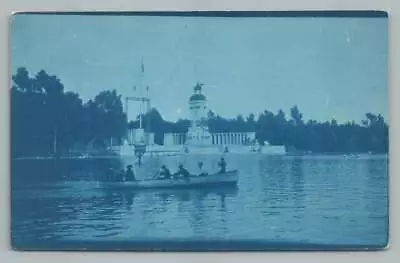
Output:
11,68,127,155
11,68,389,156
290,105,303,126
234,115,247,132
132,108,166,144
92,89,127,143
207,109,216,120
246,113,257,132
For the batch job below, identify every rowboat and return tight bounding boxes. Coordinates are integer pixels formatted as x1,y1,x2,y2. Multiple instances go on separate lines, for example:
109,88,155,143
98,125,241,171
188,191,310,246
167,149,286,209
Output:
100,170,238,190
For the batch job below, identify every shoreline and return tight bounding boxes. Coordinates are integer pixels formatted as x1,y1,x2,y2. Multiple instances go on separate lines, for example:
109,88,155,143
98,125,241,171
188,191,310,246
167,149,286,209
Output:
11,152,389,161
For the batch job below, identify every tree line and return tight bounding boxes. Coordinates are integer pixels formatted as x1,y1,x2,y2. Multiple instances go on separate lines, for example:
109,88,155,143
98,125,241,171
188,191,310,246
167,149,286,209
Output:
11,67,388,156
130,106,388,154
11,67,126,157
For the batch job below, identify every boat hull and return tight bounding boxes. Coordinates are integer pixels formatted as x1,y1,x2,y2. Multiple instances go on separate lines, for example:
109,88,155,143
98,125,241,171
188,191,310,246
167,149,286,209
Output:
101,170,238,190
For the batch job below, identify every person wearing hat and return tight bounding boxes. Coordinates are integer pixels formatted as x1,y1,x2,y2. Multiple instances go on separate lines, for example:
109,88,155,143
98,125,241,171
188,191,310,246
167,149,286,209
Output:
158,164,172,180
173,164,190,181
125,165,136,181
116,169,125,182
218,157,227,174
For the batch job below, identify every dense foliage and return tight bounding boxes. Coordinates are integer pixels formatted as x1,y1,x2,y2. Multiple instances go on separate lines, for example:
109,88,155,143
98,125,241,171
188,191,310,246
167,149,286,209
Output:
130,107,388,154
11,67,126,156
11,67,388,156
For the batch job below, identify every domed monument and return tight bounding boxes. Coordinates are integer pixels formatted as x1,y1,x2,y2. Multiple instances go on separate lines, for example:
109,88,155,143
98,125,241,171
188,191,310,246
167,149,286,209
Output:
123,69,286,155
186,83,212,146
163,83,266,154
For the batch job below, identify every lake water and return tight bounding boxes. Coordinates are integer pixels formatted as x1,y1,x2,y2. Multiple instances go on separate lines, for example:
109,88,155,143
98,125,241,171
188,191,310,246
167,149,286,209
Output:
11,154,389,250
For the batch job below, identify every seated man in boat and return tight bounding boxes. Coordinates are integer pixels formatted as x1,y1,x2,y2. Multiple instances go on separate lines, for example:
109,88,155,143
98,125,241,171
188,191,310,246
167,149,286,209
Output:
173,164,190,181
218,157,227,174
157,165,172,180
115,169,125,182
125,165,136,181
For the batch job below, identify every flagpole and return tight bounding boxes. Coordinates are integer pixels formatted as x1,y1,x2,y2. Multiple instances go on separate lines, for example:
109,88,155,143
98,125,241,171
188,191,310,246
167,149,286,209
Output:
140,59,144,129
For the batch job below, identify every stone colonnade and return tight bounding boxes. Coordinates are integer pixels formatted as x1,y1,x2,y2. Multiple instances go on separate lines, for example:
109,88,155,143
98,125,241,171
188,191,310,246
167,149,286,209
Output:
171,133,186,145
211,132,250,145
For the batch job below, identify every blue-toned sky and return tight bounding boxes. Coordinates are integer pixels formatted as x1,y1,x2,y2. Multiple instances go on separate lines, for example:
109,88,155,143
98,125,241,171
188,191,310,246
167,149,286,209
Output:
11,14,388,123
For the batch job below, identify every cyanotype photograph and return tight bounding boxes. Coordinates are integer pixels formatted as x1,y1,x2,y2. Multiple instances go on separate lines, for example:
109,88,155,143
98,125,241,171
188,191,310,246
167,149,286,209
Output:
10,11,389,251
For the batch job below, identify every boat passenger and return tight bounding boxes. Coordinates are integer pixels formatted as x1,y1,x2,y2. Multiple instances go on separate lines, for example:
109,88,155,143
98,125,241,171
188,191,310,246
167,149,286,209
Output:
198,161,207,176
218,157,227,174
116,169,125,182
125,165,136,181
173,164,190,181
158,165,172,180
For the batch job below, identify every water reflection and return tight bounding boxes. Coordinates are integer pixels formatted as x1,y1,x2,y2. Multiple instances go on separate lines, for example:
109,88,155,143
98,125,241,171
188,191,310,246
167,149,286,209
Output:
95,190,137,213
11,155,388,247
218,193,226,211
12,196,82,241
289,157,305,207
364,156,388,226
12,157,124,185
